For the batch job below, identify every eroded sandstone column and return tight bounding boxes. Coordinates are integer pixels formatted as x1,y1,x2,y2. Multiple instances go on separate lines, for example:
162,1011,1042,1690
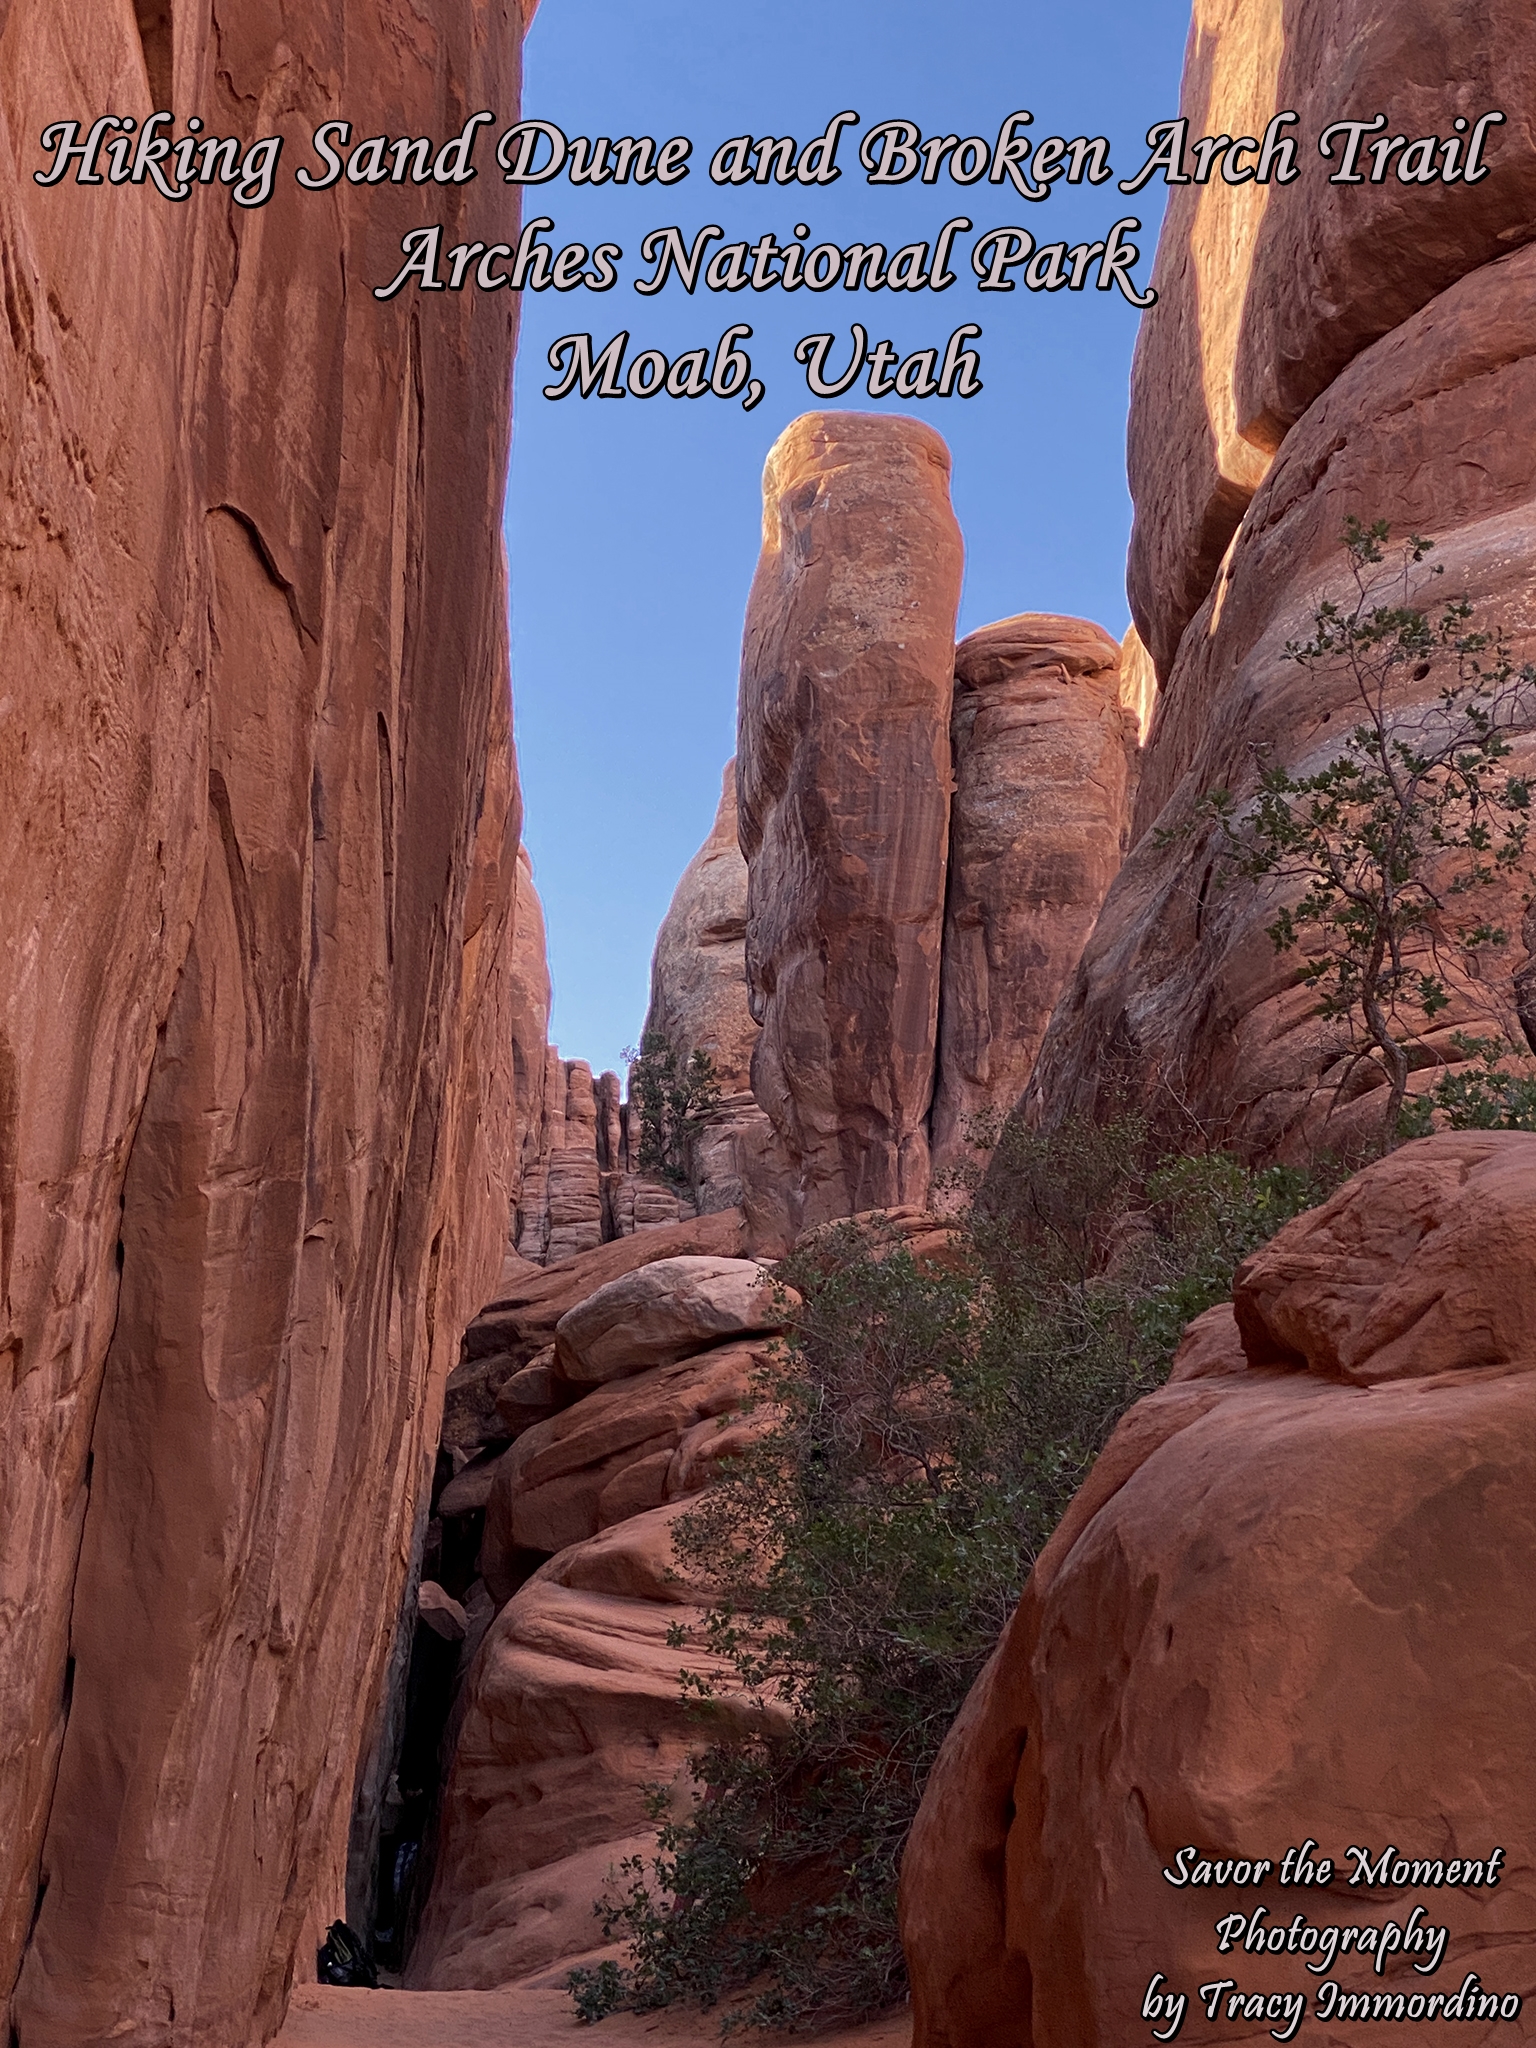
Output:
930,617,1137,1178
737,413,963,1230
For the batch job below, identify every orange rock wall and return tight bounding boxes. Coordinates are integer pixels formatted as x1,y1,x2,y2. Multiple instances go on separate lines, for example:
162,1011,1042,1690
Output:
930,616,1136,1177
0,4,529,2042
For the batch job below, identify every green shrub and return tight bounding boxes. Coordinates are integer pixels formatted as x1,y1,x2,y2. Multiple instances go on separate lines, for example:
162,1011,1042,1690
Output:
625,1029,723,1188
1396,1032,1536,1133
568,1117,1331,2031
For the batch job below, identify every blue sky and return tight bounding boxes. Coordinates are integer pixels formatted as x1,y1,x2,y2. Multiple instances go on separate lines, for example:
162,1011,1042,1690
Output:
505,0,1192,1079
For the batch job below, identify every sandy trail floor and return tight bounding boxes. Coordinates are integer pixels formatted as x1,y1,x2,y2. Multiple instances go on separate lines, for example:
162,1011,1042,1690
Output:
274,1968,913,2048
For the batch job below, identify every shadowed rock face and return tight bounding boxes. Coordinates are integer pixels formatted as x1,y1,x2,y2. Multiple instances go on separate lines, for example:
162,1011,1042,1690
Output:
901,1135,1536,2048
930,616,1137,1178
737,412,964,1234
641,760,792,1231
0,4,529,2041
409,1502,789,1992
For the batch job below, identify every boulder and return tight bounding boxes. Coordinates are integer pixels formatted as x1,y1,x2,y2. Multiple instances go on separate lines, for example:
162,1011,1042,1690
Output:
738,412,964,1231
480,1341,768,1597
417,1583,469,1645
410,1503,787,1990
1233,1133,1536,1382
930,616,1137,1177
438,1452,510,1521
901,1135,1536,2048
553,1257,793,1385
0,4,530,2038
492,1350,562,1435
440,1351,524,1467
473,1210,750,1359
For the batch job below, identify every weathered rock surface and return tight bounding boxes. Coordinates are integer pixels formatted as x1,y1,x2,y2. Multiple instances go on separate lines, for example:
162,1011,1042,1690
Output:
0,6,529,2042
930,617,1136,1177
641,758,793,1231
1234,1133,1536,1381
516,1050,705,1265
411,1504,785,1990
1033,238,1536,1155
553,1256,790,1385
738,412,964,1232
1232,1,1536,454
509,849,554,1250
516,1056,612,1265
1126,0,1536,684
439,1223,756,1491
902,1134,1536,2048
479,1341,768,1593
1116,625,1157,747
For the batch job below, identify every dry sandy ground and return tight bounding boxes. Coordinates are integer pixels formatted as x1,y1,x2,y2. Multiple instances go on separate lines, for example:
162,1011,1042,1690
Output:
274,1964,913,2048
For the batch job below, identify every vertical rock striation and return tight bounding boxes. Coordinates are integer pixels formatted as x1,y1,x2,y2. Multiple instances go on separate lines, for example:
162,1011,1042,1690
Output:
645,762,760,1096
737,413,964,1232
0,4,530,2042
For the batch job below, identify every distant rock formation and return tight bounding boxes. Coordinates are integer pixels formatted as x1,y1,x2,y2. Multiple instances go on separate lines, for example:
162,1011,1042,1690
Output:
930,616,1138,1178
402,440,1147,1991
0,3,532,2042
902,1134,1536,2048
646,762,760,1096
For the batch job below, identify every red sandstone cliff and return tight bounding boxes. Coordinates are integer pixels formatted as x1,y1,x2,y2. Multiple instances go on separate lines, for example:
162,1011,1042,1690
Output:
1032,0,1536,1156
0,5,530,2042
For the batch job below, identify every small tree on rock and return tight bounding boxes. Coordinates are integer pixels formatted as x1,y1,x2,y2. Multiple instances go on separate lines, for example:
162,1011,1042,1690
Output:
1192,518,1536,1139
625,1029,722,1188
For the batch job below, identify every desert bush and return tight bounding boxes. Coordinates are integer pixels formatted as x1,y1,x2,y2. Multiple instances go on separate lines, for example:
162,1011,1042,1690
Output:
568,1117,1329,2031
